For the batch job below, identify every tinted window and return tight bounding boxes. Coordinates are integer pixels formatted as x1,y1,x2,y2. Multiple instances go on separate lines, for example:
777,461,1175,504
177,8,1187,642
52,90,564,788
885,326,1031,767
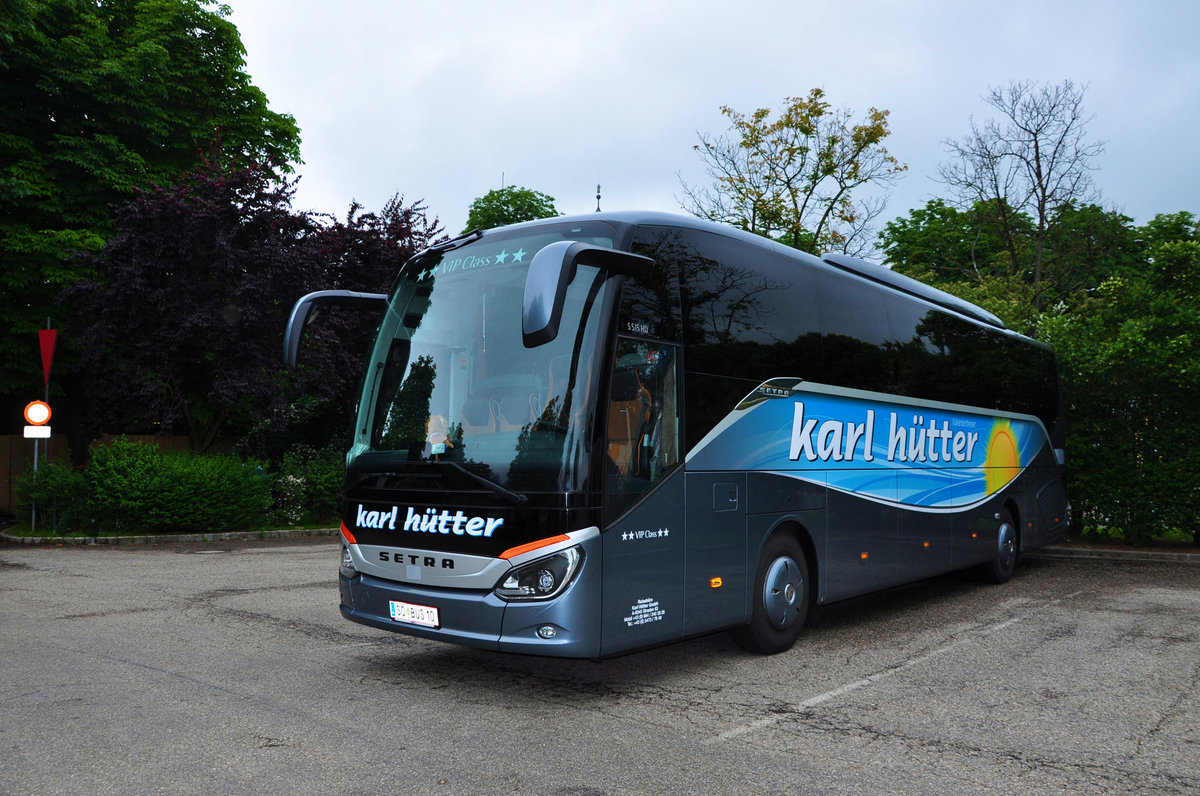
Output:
631,227,822,447
887,298,943,399
896,303,1059,429
630,225,1061,447
619,230,683,341
814,270,893,393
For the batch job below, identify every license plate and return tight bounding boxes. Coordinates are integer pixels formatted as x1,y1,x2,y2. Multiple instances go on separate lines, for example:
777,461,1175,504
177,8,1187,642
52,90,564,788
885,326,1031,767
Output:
389,600,440,628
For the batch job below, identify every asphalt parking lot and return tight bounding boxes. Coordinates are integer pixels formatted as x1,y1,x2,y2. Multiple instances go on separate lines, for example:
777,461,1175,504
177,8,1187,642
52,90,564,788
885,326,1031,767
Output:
1,538,1196,795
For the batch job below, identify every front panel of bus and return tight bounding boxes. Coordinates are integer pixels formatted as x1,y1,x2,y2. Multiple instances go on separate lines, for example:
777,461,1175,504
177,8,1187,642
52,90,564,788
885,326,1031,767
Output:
336,220,636,657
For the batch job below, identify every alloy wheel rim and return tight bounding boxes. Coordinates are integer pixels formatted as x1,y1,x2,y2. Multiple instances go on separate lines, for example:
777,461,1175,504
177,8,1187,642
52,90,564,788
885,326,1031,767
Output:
764,556,803,630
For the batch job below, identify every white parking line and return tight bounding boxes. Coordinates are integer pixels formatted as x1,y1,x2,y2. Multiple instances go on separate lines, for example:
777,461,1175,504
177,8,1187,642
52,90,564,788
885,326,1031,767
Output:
707,590,1083,744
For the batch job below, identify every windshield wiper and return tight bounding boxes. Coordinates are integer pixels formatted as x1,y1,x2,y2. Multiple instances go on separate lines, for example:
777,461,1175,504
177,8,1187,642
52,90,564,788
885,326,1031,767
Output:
342,464,527,505
341,470,430,496
443,461,528,505
414,229,484,259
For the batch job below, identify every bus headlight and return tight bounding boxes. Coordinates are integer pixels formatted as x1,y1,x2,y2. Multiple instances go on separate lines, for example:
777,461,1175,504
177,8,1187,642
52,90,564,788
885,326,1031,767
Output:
494,547,582,601
340,545,359,579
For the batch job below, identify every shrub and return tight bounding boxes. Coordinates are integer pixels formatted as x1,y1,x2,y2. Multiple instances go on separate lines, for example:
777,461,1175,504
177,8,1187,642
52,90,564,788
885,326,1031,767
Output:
16,438,272,536
84,439,272,534
273,474,308,526
274,444,343,525
15,462,90,534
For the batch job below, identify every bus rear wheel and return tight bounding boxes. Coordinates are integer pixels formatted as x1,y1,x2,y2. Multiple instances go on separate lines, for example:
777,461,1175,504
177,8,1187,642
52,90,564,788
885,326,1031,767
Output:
732,535,809,654
980,508,1018,584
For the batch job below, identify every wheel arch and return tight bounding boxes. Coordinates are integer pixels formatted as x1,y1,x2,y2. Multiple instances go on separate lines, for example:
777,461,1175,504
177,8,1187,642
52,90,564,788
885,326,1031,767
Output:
757,517,819,605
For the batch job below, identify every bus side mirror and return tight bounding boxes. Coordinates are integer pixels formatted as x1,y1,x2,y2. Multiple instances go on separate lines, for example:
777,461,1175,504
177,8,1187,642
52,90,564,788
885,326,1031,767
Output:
284,289,388,370
522,242,654,348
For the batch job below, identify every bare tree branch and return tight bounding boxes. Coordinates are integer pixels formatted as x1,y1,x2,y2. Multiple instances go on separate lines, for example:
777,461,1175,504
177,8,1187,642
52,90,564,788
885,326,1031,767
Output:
939,80,1105,307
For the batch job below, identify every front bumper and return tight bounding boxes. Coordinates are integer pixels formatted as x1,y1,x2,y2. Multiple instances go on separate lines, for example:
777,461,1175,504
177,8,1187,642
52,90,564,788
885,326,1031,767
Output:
338,538,603,658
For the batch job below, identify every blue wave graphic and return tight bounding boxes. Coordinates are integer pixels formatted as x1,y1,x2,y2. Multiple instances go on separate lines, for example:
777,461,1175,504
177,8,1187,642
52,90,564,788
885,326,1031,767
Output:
686,384,1048,511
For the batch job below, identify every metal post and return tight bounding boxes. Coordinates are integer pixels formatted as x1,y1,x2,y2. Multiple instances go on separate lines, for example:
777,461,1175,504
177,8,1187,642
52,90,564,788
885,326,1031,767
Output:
31,437,38,535
34,316,49,535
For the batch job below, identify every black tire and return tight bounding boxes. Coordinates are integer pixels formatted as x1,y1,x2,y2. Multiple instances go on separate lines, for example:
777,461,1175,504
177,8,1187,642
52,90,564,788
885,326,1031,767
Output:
731,534,810,654
981,507,1019,584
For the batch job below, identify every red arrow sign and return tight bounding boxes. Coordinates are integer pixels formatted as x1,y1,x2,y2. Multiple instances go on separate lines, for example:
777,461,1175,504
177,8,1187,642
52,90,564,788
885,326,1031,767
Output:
38,329,56,387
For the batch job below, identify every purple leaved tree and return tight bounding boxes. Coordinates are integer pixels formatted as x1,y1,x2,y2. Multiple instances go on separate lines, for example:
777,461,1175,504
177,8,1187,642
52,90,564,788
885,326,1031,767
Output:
63,154,441,451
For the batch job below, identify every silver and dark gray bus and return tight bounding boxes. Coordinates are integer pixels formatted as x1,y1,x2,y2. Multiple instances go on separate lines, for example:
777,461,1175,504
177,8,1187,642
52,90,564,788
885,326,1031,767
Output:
284,211,1068,657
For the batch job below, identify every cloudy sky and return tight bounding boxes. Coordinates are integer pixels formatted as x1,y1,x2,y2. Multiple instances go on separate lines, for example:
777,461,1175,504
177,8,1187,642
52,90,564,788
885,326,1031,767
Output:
224,0,1198,244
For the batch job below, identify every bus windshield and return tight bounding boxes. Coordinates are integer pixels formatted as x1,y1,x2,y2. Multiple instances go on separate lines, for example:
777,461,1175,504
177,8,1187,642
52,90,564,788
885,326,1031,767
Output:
356,222,616,493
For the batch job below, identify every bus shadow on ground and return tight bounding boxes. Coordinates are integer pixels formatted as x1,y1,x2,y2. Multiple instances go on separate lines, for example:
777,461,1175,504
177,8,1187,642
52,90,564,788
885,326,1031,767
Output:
350,565,1047,703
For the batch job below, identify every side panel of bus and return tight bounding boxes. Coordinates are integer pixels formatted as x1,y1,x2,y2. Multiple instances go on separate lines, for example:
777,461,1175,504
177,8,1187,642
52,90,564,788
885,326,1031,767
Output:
682,471,748,636
601,221,1067,651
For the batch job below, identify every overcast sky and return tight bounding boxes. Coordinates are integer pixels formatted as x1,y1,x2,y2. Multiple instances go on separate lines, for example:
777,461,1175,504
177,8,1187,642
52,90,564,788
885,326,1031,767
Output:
224,0,1199,245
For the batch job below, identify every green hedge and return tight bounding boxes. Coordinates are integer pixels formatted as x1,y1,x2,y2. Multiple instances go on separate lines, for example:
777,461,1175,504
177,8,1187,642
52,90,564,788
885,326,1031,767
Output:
16,438,345,535
14,461,90,534
18,438,272,535
1041,240,1200,546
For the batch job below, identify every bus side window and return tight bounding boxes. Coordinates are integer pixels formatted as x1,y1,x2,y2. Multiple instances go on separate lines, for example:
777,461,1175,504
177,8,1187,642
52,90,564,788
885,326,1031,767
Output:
606,338,681,517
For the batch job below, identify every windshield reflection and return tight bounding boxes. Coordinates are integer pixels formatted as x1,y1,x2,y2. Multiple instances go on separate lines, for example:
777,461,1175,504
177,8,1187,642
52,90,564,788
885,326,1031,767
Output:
358,224,614,493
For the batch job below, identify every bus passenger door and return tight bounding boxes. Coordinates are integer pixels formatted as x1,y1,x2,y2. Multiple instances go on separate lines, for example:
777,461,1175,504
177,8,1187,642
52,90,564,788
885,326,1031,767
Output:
600,474,686,656
599,338,686,656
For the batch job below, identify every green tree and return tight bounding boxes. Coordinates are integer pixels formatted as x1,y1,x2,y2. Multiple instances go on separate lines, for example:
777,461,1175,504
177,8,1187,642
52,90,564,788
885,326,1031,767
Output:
1138,210,1198,249
881,198,1039,333
881,199,1142,335
881,198,1029,283
463,186,558,232
0,0,301,416
1041,225,1200,544
1041,202,1143,300
680,89,906,255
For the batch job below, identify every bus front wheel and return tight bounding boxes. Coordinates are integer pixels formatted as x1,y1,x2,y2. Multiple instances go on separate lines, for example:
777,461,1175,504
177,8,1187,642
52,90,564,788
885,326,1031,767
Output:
732,535,809,654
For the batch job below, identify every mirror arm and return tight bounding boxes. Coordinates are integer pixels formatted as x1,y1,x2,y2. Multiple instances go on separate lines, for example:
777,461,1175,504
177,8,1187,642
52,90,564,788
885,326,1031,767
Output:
522,243,653,348
284,290,388,370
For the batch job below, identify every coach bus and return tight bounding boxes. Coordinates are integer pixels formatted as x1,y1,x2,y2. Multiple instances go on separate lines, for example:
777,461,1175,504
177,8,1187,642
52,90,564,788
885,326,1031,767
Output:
284,211,1068,657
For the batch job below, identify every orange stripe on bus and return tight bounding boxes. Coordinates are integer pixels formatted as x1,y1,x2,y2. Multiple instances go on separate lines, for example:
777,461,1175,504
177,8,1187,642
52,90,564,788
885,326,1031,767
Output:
500,534,571,560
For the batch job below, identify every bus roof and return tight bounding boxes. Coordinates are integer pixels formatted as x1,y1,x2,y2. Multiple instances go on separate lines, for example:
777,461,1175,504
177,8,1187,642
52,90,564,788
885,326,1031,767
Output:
476,210,1017,338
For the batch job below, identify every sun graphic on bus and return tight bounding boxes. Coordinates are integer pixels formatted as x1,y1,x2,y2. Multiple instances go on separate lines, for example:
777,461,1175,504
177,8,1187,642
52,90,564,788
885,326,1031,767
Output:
984,420,1021,495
